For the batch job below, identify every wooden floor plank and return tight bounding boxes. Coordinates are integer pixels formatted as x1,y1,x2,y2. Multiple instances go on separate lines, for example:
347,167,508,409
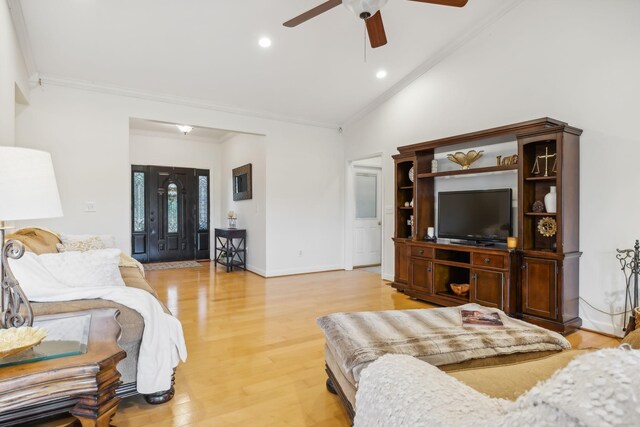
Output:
100,264,619,426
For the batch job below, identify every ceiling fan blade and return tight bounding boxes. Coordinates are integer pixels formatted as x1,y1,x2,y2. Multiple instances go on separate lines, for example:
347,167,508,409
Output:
365,11,387,48
408,0,469,7
283,0,343,27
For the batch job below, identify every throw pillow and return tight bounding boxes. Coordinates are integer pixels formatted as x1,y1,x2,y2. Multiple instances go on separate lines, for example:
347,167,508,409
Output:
7,252,67,296
509,347,640,426
38,248,126,288
59,233,116,249
354,354,511,427
56,236,106,252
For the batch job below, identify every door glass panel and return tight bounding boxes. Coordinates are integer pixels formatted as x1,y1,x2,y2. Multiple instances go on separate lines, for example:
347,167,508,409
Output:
167,183,178,233
198,175,208,231
133,172,145,232
355,173,377,219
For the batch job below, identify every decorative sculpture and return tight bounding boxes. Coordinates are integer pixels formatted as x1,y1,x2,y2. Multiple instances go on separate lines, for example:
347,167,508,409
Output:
616,240,639,335
447,150,484,170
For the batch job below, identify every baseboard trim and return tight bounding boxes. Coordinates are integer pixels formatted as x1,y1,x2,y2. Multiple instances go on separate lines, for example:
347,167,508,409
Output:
264,264,344,278
579,318,623,338
246,265,267,277
579,326,623,340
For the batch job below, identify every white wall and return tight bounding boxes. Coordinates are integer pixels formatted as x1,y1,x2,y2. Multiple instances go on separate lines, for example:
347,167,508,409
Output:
0,0,30,146
343,0,640,335
15,84,344,277
265,123,345,276
220,134,267,274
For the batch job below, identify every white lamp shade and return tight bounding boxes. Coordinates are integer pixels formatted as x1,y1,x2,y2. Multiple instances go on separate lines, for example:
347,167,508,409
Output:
0,147,63,221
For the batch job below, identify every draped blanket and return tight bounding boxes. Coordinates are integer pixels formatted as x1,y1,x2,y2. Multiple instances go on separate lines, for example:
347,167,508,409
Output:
318,303,570,383
9,252,187,394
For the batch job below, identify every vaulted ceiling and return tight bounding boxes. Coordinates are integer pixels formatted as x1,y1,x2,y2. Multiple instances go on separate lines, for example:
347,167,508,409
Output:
13,0,517,126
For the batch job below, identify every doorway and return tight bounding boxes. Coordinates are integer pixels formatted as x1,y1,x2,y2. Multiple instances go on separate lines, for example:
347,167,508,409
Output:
131,165,210,263
351,157,383,270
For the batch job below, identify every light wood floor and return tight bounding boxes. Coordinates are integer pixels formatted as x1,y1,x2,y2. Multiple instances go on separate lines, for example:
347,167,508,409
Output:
99,264,618,426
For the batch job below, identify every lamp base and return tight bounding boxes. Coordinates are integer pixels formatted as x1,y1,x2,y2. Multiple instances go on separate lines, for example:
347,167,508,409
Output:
1,227,33,329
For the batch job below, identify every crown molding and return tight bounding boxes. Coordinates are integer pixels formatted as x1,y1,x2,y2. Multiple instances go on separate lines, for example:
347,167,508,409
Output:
341,0,526,128
128,128,230,144
7,0,37,78
35,74,340,130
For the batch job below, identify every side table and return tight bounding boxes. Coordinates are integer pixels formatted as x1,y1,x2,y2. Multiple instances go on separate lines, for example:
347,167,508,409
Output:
0,308,125,426
214,228,247,272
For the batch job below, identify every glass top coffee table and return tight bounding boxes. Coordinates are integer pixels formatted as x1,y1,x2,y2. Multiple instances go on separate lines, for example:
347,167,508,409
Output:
0,312,91,368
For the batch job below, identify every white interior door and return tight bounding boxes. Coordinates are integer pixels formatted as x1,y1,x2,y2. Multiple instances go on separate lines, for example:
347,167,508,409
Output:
353,167,382,267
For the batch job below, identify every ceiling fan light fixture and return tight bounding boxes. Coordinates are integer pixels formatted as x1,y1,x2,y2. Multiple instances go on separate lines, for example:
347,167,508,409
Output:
343,0,389,18
176,125,193,135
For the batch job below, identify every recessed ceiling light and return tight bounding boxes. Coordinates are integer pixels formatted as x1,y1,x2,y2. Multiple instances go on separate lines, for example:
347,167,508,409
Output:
376,70,387,79
176,125,193,135
258,37,272,48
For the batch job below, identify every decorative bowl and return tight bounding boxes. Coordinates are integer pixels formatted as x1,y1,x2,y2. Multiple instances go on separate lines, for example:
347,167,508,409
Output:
0,326,47,359
450,283,470,296
446,150,484,170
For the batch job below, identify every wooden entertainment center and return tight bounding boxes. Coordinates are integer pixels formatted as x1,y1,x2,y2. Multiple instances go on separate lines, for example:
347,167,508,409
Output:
392,118,582,334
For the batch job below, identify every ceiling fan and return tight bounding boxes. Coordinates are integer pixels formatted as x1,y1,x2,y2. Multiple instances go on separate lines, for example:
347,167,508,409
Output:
283,0,468,49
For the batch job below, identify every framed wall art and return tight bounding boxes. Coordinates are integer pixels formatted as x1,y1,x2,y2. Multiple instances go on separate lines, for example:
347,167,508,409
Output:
232,163,252,201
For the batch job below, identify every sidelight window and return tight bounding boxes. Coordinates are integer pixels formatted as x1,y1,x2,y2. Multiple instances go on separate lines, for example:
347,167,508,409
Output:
198,175,208,231
167,183,178,233
133,172,145,232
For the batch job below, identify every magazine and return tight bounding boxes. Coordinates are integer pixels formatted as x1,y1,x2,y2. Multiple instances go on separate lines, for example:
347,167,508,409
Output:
461,310,504,327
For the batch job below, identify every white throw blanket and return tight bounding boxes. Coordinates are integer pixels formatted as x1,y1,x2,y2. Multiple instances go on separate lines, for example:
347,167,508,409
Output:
9,252,187,394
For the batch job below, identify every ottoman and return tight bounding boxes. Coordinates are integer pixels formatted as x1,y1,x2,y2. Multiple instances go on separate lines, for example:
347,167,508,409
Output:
318,304,578,422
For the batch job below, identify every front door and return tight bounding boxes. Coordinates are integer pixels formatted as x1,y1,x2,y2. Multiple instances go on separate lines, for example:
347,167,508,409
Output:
131,165,210,263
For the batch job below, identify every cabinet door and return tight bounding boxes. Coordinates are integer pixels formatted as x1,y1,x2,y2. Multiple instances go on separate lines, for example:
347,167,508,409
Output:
471,269,504,310
410,258,433,294
395,242,409,284
522,257,557,320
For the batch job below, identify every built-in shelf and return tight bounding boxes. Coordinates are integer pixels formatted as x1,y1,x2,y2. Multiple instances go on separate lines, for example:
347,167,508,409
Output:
433,259,473,269
525,176,557,181
417,164,518,179
399,207,414,210
393,118,582,334
435,291,469,303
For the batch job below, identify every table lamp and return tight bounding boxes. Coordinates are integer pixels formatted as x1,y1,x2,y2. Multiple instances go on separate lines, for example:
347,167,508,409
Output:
0,147,63,328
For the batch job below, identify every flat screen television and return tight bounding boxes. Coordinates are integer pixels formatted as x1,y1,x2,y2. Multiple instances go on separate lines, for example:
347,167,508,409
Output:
438,189,512,244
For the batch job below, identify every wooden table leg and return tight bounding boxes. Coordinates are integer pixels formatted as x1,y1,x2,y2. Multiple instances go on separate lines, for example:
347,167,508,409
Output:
70,360,122,427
